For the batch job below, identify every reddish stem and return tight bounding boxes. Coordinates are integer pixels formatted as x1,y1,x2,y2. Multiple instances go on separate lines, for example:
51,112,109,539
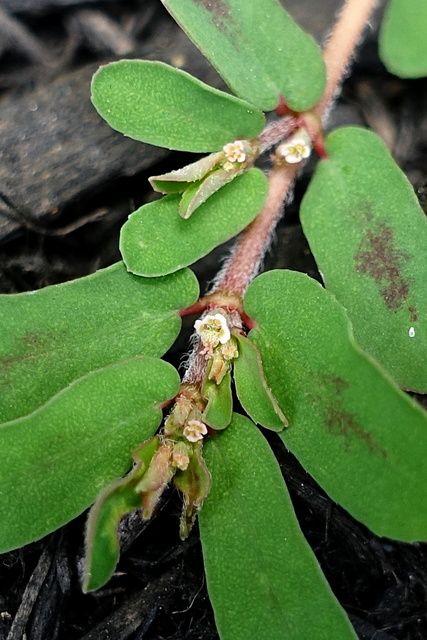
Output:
211,163,300,298
258,115,296,154
317,0,379,119
179,299,210,318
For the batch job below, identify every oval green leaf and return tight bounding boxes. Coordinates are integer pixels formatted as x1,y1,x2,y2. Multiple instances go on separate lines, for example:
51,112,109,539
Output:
233,333,287,431
244,270,427,542
199,413,357,640
162,0,326,112
120,169,268,277
301,127,427,392
91,60,265,152
0,262,198,422
379,0,427,78
0,357,180,552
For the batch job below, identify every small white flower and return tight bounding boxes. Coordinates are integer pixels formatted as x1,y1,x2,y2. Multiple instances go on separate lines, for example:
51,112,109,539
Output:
194,313,231,349
277,136,311,164
223,140,246,164
183,420,208,443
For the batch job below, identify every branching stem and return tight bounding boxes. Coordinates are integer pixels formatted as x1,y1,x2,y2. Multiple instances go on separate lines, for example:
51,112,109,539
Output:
211,0,378,302
181,0,378,384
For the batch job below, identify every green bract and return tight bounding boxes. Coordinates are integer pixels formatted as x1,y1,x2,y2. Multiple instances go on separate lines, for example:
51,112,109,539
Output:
150,150,256,219
379,0,427,78
202,372,233,429
91,60,265,152
83,436,160,592
301,127,427,392
0,262,198,423
199,413,357,640
0,357,180,552
174,441,211,540
233,333,287,431
120,169,268,276
162,0,326,111
150,153,224,194
244,270,427,542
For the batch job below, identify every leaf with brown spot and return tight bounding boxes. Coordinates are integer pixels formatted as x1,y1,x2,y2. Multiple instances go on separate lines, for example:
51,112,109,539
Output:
301,127,427,392
244,270,427,542
354,220,412,311
161,0,325,112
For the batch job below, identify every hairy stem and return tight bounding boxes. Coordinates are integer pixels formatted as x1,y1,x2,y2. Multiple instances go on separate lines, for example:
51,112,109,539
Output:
317,0,379,119
258,116,296,154
210,163,300,298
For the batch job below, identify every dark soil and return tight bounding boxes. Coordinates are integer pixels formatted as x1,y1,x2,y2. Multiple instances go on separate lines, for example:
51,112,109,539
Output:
1,1,427,639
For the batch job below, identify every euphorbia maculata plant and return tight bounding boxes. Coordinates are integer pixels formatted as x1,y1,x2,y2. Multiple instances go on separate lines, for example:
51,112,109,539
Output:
1,0,427,638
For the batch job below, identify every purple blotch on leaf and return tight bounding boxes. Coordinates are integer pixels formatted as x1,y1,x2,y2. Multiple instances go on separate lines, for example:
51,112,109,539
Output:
194,0,238,37
354,219,412,312
324,406,387,458
197,0,230,18
408,305,418,323
318,373,387,458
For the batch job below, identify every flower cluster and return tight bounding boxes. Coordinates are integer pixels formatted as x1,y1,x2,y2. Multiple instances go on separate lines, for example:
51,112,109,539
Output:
195,312,231,355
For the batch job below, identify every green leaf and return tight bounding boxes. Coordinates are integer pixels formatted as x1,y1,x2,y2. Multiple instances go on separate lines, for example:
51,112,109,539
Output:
233,334,287,431
301,127,427,392
162,0,326,112
0,262,198,422
91,60,265,152
199,413,357,640
0,357,180,552
120,169,268,277
244,270,427,542
202,371,233,429
379,0,427,78
83,436,160,593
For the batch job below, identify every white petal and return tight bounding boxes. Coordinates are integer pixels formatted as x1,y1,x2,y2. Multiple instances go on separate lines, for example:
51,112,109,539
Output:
285,154,303,164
